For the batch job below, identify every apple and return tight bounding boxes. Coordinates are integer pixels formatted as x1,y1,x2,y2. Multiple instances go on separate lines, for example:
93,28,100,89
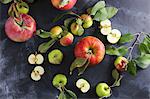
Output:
80,14,93,28
114,56,128,71
51,0,77,10
60,33,74,46
70,22,84,36
52,74,67,88
5,14,36,42
107,29,121,44
50,26,63,39
16,1,29,14
100,19,112,35
96,83,111,98
28,53,44,65
74,36,105,65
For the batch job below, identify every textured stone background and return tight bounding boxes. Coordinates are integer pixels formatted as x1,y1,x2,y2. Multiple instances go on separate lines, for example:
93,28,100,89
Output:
0,0,150,99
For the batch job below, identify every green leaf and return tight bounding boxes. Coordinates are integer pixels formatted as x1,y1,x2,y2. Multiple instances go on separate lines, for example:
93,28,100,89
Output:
0,0,12,4
64,18,74,28
139,43,150,55
127,60,137,76
70,58,88,75
36,29,51,38
38,38,57,53
112,69,119,80
76,18,83,25
64,88,77,99
91,1,106,15
106,7,118,19
78,60,90,76
77,26,84,36
93,8,108,21
119,33,134,44
135,54,150,69
58,91,66,99
52,12,80,23
111,75,123,87
106,46,128,56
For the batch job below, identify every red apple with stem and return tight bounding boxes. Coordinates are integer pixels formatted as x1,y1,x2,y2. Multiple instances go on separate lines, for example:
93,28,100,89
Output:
70,36,105,75
51,0,77,10
5,14,36,42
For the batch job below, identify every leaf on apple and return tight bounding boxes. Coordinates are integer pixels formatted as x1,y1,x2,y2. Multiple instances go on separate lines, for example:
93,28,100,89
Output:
0,0,12,4
106,46,128,56
38,39,57,53
93,8,108,21
70,58,88,75
78,60,90,76
36,29,51,38
106,7,118,19
90,1,106,15
64,88,77,99
119,33,134,44
127,60,137,76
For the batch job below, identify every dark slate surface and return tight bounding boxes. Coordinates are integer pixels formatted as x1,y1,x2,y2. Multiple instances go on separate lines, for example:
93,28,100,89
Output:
0,0,150,99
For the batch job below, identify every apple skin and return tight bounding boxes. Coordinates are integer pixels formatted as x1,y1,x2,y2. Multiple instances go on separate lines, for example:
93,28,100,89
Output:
114,56,128,71
96,83,111,98
74,36,105,65
5,14,36,42
60,33,74,46
80,14,93,28
51,0,77,10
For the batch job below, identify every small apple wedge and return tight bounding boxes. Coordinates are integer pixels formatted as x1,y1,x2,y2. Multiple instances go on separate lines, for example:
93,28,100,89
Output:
31,70,41,81
107,29,121,44
48,49,63,64
34,66,45,75
76,78,90,93
28,53,44,65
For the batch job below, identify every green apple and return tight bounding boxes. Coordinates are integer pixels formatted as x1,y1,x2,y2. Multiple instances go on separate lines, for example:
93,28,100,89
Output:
52,74,67,88
48,49,63,64
16,2,29,14
70,22,84,36
80,14,93,28
107,29,121,44
96,83,111,98
50,26,63,38
114,56,128,71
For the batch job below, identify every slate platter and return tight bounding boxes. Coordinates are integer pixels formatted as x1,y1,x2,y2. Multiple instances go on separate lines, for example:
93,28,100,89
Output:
0,0,150,99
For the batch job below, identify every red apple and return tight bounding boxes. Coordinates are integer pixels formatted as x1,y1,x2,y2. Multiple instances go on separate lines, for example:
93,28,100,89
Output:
5,14,36,42
60,33,74,46
74,36,105,65
51,0,77,10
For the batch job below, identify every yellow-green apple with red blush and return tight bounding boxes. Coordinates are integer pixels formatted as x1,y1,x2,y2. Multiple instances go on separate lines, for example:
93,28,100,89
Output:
51,0,77,10
60,33,74,46
74,36,105,65
5,14,36,42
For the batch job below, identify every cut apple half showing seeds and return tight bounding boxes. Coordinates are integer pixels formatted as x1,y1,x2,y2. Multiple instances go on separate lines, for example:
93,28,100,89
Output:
76,78,90,93
100,27,112,35
31,70,41,81
28,53,44,65
107,29,121,44
34,66,45,75
100,19,112,35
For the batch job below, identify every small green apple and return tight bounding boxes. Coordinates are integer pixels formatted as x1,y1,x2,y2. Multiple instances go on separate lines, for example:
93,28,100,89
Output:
114,56,128,71
48,49,63,64
50,26,63,38
16,2,29,14
96,83,111,98
80,14,93,28
52,74,67,88
70,22,79,35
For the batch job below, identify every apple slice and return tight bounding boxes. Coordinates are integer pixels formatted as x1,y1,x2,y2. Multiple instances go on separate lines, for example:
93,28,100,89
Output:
76,78,90,93
28,53,44,65
100,19,111,28
107,29,121,44
34,66,45,75
100,27,112,35
31,70,41,81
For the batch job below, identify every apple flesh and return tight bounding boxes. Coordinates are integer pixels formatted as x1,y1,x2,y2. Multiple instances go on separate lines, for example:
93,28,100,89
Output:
60,33,74,46
5,14,36,42
96,83,111,98
51,0,77,10
74,36,105,65
114,56,128,71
